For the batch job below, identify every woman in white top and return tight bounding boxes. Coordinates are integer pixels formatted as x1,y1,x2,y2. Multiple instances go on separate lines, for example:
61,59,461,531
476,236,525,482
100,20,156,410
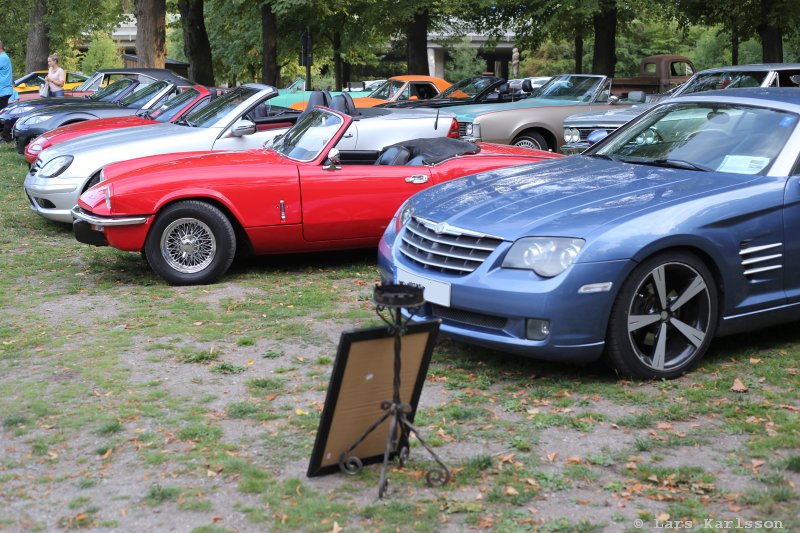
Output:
45,54,65,97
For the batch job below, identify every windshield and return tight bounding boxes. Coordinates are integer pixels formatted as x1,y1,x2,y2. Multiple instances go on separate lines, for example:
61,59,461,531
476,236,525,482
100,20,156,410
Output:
530,75,605,101
595,102,798,175
120,80,170,108
680,71,769,95
183,85,261,128
89,78,136,101
437,77,501,99
148,88,201,122
367,79,406,101
271,108,343,162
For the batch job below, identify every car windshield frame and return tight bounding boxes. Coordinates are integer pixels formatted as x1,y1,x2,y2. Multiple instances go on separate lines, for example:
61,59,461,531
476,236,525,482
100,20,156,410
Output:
119,80,170,108
436,77,503,100
679,71,770,95
182,85,262,128
148,88,201,122
89,78,136,101
367,79,407,101
593,101,799,176
529,74,606,101
270,108,344,162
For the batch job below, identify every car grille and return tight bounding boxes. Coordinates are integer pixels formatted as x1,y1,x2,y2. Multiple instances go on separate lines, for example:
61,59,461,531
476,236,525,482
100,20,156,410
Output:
30,158,43,176
399,217,503,275
577,127,618,141
430,304,507,330
457,122,470,137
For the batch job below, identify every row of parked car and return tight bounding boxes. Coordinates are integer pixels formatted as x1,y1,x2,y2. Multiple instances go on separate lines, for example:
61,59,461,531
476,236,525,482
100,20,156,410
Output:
8,64,800,380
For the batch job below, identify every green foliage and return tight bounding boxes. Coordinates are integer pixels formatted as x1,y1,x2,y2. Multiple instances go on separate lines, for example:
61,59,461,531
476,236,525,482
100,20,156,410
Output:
444,38,486,81
81,32,122,73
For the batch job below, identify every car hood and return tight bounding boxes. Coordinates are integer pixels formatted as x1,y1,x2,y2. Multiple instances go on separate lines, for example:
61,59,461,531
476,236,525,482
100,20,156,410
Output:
453,97,586,122
409,156,759,240
34,102,128,115
564,104,654,128
42,123,201,159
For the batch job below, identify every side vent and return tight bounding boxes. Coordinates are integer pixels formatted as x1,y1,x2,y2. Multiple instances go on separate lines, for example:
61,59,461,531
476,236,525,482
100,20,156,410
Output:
739,242,782,277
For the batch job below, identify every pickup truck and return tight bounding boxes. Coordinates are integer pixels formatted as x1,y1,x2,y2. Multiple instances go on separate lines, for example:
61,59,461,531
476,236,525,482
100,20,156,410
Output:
611,54,695,97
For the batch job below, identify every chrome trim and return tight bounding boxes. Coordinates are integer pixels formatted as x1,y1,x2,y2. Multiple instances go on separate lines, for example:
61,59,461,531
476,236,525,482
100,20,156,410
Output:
741,254,782,266
739,243,782,255
578,282,613,294
405,223,498,251
415,216,501,240
280,200,286,221
743,265,782,276
71,205,149,227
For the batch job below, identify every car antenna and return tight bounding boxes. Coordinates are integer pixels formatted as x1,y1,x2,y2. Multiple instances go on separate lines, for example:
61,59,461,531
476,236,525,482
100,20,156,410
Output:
434,108,439,130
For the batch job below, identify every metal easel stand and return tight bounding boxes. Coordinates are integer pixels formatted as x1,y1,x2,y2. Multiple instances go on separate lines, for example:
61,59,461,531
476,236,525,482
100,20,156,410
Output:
338,284,450,499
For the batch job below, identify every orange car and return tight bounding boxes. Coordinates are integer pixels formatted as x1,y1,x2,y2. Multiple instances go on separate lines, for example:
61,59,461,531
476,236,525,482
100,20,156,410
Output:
291,75,451,110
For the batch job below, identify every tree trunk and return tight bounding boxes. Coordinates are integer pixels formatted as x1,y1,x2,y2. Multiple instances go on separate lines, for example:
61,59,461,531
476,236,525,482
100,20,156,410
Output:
574,30,583,74
177,0,214,85
333,30,342,91
758,0,782,62
406,9,429,75
591,0,617,77
260,2,278,86
25,0,49,72
134,0,166,68
731,29,739,65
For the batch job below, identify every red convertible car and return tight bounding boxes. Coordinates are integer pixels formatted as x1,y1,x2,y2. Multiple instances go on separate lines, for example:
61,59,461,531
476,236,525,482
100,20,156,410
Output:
72,107,560,285
24,85,217,164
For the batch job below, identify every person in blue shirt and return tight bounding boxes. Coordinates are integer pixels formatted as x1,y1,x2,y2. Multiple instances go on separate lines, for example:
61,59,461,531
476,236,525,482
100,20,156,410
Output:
0,40,12,111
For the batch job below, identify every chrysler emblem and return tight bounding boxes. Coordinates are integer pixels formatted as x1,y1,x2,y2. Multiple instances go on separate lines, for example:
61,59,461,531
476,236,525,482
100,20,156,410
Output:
434,222,449,234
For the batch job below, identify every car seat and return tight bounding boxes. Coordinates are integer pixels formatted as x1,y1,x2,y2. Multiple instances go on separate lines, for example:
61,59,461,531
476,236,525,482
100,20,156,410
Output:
330,93,355,115
298,90,333,119
374,145,411,165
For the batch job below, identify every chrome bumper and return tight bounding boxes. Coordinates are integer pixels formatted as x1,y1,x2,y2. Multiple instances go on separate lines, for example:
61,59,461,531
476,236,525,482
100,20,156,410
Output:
70,205,149,227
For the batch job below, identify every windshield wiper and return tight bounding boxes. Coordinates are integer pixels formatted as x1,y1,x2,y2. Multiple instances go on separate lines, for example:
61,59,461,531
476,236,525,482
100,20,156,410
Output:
641,159,712,172
586,153,615,161
175,118,197,127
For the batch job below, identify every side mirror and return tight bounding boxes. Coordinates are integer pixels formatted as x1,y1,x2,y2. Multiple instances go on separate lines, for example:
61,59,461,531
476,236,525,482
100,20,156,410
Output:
608,95,619,104
323,147,341,170
627,91,645,103
521,79,533,92
586,129,609,145
230,119,256,137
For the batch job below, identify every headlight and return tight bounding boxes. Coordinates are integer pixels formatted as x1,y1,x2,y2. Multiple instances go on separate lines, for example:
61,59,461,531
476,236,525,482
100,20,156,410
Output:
394,200,415,233
21,114,52,126
502,237,585,277
564,128,580,144
38,155,73,178
463,122,481,139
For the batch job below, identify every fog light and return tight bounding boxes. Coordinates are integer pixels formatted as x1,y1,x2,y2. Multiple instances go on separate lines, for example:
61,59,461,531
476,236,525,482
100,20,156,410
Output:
526,319,550,340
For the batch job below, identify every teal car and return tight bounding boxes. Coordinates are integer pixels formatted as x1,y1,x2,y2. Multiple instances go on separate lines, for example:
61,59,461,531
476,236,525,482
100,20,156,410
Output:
451,74,638,151
269,78,371,108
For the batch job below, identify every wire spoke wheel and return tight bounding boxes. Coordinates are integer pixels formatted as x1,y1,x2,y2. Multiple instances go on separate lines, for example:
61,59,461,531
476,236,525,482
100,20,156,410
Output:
160,217,217,274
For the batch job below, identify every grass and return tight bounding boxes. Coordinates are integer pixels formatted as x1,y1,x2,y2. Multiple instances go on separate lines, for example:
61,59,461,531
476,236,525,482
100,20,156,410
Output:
1,142,799,530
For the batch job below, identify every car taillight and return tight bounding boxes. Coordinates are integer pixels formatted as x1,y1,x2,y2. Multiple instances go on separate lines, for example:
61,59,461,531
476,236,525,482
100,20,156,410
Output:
448,118,459,139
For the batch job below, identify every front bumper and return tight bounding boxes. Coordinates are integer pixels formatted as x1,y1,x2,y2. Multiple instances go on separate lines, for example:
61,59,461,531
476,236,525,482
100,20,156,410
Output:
71,205,151,251
559,142,590,155
378,224,632,363
24,170,87,223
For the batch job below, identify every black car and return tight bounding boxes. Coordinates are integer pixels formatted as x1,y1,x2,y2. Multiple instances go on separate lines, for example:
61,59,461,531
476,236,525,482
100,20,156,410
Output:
12,80,184,152
377,76,531,109
0,68,193,143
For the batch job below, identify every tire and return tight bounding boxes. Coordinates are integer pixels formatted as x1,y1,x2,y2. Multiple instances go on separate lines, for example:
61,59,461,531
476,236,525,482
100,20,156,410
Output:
512,131,548,151
606,252,718,379
144,200,236,286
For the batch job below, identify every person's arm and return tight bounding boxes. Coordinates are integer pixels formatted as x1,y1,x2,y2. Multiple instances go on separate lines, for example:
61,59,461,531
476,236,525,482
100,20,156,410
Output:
52,68,65,88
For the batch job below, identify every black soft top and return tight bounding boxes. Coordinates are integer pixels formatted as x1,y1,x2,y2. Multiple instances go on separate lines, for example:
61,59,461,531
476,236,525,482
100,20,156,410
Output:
386,137,480,165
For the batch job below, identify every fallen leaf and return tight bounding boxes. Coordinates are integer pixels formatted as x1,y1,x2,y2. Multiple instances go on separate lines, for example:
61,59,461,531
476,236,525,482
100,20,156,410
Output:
207,470,218,478
327,522,343,533
751,459,765,470
504,486,519,497
546,452,558,463
565,456,583,465
246,360,254,365
295,408,308,415
750,357,761,364
211,515,223,523
657,513,670,522
576,499,592,505
101,448,113,460
730,379,748,393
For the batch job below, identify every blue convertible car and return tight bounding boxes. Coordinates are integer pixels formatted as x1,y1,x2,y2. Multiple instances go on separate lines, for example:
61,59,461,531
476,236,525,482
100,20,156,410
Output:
379,88,800,379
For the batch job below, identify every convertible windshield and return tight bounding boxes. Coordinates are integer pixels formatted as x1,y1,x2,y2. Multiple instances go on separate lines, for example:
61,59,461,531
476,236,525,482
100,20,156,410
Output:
367,79,406,101
595,102,798,175
530,75,606,101
436,77,502,99
148,88,201,122
681,71,769,95
89,78,137,101
271,109,343,162
120,80,170,108
182,85,261,128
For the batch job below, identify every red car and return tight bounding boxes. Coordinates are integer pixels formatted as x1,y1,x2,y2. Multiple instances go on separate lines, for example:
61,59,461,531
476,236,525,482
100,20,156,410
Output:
24,85,216,164
73,107,560,285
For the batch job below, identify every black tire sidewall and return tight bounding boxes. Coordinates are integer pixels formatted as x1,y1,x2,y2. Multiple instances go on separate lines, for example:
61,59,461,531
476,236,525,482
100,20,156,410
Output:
607,251,718,380
513,132,548,150
144,200,236,286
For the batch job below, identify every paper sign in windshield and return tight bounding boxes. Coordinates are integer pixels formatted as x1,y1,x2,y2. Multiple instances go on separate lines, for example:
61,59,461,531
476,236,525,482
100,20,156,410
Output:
717,155,770,175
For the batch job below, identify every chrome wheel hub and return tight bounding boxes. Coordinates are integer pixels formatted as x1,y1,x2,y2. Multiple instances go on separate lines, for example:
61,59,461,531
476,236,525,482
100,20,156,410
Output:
160,217,217,274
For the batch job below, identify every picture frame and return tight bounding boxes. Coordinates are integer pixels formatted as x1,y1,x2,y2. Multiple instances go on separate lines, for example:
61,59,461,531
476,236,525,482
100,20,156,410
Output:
307,320,440,478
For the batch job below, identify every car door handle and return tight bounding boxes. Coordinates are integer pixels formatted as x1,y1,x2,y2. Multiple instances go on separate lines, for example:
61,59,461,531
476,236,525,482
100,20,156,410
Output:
342,133,354,138
405,175,428,184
